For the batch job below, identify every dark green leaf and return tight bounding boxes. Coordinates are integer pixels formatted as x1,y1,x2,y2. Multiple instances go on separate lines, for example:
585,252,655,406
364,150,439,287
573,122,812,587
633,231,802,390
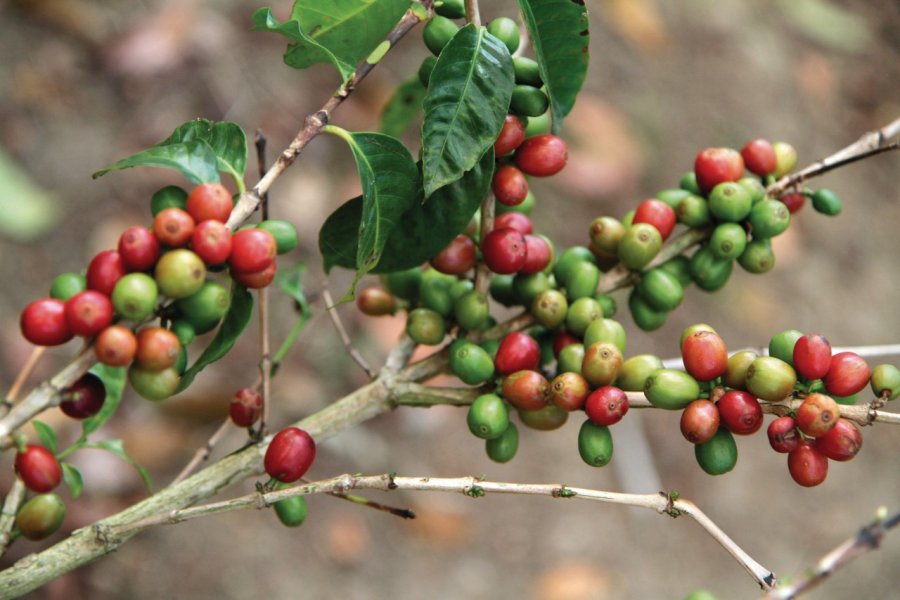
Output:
324,127,420,301
81,364,127,438
422,25,513,197
61,463,84,499
319,149,493,273
379,75,427,138
92,141,220,184
177,285,254,392
32,420,57,454
84,439,152,493
516,0,589,132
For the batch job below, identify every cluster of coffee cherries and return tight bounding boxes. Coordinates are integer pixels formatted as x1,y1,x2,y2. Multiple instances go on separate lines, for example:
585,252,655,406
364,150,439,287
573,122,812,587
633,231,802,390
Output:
18,182,298,401
586,139,844,331
11,441,67,540
262,426,316,528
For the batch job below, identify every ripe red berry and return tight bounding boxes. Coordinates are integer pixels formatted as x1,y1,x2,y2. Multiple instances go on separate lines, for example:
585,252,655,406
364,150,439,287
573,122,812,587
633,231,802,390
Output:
585,386,629,426
191,220,233,266
549,372,589,411
231,260,277,289
494,114,526,156
482,227,527,274
823,352,870,397
64,291,114,338
15,445,62,493
767,416,800,453
20,298,73,346
780,193,806,214
135,327,181,371
795,392,839,438
501,369,549,412
494,331,540,375
118,226,161,272
514,134,568,177
186,182,233,224
740,139,777,176
60,372,106,419
94,324,138,366
815,418,862,462
430,234,476,275
681,330,728,382
693,147,744,194
633,199,676,242
153,208,195,247
230,228,277,273
493,211,533,235
519,234,552,275
716,390,763,435
680,400,720,444
264,427,316,483
492,165,529,206
86,250,126,296
792,334,832,380
788,441,828,487
229,388,262,428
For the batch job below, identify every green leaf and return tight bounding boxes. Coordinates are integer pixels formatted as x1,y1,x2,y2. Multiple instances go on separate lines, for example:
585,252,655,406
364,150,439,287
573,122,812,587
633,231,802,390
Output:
0,148,60,241
177,285,254,392
275,263,311,315
379,75,427,138
84,439,152,493
92,141,220,184
81,364,127,438
162,119,248,187
32,420,58,454
516,0,589,132
323,127,420,301
421,25,513,197
319,148,493,273
61,463,84,499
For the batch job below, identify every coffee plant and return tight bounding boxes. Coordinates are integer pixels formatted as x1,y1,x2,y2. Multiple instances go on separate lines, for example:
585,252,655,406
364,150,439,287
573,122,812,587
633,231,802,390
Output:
1,1,898,597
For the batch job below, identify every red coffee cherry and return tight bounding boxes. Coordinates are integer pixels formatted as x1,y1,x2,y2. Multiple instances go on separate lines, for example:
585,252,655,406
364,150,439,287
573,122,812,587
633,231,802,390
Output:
493,211,533,235
633,199,676,242
356,287,396,316
94,324,138,367
86,250,126,296
494,114,526,156
230,228,277,273
430,234,476,275
795,393,840,438
230,388,262,428
549,372,589,411
60,372,106,419
153,208,196,247
135,327,181,371
740,139,777,176
823,352,870,397
693,147,744,194
186,182,233,224
680,399,720,444
191,220,233,266
815,418,862,462
514,134,568,177
492,165,529,206
20,298,73,346
520,234,552,275
780,193,806,214
264,427,316,483
118,226,161,272
64,291,114,338
15,445,62,493
716,390,763,435
495,331,540,375
788,441,828,487
767,416,800,453
585,386,629,426
681,330,728,382
231,260,277,289
501,369,549,412
792,334,832,381
482,227,526,274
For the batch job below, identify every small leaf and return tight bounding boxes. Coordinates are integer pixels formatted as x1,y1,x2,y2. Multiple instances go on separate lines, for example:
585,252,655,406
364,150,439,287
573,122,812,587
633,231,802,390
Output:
61,463,84,499
275,262,310,315
323,127,420,301
162,119,249,186
84,439,152,492
82,364,127,438
516,0,590,132
320,149,493,273
93,140,220,184
379,75,427,138
32,420,58,454
422,25,513,197
177,284,254,392
252,8,354,80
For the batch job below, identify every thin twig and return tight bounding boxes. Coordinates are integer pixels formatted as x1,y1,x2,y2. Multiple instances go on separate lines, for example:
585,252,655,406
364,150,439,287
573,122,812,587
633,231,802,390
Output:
2,347,46,417
170,417,232,486
110,473,775,589
382,333,417,375
258,287,272,437
322,287,375,379
474,192,495,297
763,509,900,599
323,486,415,520
0,479,26,557
255,129,269,220
464,0,481,26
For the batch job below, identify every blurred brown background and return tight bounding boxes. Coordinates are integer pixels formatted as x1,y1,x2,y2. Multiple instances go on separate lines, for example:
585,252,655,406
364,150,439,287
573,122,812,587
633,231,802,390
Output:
0,0,898,598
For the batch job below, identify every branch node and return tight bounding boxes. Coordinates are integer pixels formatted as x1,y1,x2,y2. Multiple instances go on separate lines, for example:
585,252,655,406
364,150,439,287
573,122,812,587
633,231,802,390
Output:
661,490,684,518
386,472,398,490
552,486,577,498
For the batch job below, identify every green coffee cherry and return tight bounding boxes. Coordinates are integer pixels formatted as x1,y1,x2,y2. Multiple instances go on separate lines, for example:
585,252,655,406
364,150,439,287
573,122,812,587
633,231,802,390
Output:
16,493,66,540
170,320,196,346
489,274,517,306
486,17,520,54
519,404,568,431
450,342,495,385
418,55,438,87
772,141,798,177
112,273,159,321
628,289,667,331
656,188,692,209
723,350,757,389
748,199,790,239
583,318,626,354
513,56,542,86
738,177,766,204
644,369,700,410
563,261,600,301
176,280,230,328
709,223,747,260
618,223,662,270
595,293,617,318
689,247,733,292
273,482,309,527
151,185,188,216
694,427,737,475
454,290,489,331
155,249,206,300
637,268,684,312
434,0,465,19
745,356,797,402
871,364,900,400
658,255,692,287
566,297,603,337
524,111,551,137
708,182,752,222
737,239,775,274
615,354,664,391
420,271,455,316
510,85,550,118
677,194,712,228
50,272,87,301
578,420,614,467
558,343,585,374
496,189,536,214
383,267,422,302
467,394,510,440
589,216,626,255
406,308,446,345
258,220,299,254
423,16,460,56
811,188,842,216
128,366,181,401
581,342,623,387
532,289,568,328
769,329,803,366
679,171,701,195
513,272,552,307
486,422,519,463
554,246,596,284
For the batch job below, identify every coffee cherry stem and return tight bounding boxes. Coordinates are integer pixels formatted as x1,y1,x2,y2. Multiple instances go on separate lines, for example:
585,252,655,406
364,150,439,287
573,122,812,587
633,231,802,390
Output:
257,285,273,439
2,347,47,418
463,0,480,26
169,416,233,486
322,287,375,379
